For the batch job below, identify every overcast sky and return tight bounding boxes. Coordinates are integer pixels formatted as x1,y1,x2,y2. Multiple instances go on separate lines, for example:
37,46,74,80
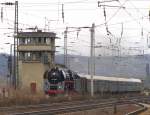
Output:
1,0,150,56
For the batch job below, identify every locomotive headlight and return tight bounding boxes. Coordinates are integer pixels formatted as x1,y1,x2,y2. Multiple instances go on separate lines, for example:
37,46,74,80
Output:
59,86,62,89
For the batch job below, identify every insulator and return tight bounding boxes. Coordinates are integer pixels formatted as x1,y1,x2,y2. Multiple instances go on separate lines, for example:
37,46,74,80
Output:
1,7,3,23
62,4,64,23
5,2,14,5
149,10,150,21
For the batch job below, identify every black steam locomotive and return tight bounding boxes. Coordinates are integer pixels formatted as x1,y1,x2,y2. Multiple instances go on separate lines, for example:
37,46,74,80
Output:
43,67,79,95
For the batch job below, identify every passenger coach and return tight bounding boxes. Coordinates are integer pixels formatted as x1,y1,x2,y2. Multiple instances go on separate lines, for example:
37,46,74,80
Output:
74,74,142,94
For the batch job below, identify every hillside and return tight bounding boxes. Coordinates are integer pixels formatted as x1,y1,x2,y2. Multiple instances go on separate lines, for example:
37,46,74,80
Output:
0,53,149,80
55,54,150,79
0,53,8,78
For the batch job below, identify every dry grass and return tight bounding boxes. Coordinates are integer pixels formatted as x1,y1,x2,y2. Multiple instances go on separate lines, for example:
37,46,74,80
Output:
0,89,47,106
0,88,131,107
0,89,94,107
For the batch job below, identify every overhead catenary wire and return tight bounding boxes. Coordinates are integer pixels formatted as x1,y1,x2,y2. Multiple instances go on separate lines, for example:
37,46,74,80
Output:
98,0,128,26
117,0,149,33
10,7,150,11
57,46,82,55
1,13,149,35
128,0,145,17
95,15,149,28
3,6,13,27
18,0,150,6
127,1,145,39
19,0,92,5
97,0,147,56
1,0,150,55
2,0,150,31
2,17,35,28
97,0,127,46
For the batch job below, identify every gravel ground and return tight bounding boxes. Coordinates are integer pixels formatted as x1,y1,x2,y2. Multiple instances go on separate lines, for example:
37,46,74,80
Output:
139,108,150,115
59,104,141,115
0,103,141,115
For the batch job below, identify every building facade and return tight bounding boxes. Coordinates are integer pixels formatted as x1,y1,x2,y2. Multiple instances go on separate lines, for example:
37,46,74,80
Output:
17,30,56,93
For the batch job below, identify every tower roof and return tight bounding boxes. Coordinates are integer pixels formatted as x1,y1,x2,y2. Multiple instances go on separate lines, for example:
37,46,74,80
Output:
18,31,56,38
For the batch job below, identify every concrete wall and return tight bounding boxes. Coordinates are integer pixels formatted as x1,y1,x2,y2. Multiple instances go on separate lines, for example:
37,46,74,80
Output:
18,45,52,51
19,61,48,93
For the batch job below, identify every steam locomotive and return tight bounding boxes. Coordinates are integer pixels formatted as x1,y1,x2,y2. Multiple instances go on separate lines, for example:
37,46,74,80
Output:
43,67,79,95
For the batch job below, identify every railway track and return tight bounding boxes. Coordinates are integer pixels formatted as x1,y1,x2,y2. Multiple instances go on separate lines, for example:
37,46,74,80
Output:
14,101,132,115
0,98,117,112
1,96,150,115
126,103,147,115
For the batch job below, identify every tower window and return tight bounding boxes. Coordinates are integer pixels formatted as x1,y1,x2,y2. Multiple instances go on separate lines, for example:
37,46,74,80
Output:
44,37,46,44
24,52,31,60
38,37,41,43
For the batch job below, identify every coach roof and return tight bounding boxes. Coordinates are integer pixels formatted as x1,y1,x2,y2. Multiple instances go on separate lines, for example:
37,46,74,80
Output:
79,74,142,83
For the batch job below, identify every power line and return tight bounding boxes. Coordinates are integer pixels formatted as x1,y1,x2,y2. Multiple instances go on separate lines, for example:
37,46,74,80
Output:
3,6,13,26
0,28,13,29
2,17,35,28
128,0,144,16
12,6,150,10
117,1,149,33
95,15,149,28
19,0,91,5
19,0,149,5
2,1,150,32
57,46,82,55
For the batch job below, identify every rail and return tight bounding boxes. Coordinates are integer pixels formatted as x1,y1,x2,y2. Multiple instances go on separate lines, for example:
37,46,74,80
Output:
0,98,117,112
125,103,147,115
0,96,149,115
13,101,132,115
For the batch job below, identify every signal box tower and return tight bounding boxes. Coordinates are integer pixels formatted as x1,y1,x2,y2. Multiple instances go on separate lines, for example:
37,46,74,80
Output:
17,30,56,93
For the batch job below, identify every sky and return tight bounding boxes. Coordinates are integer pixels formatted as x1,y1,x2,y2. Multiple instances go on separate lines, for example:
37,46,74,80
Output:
1,0,150,56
